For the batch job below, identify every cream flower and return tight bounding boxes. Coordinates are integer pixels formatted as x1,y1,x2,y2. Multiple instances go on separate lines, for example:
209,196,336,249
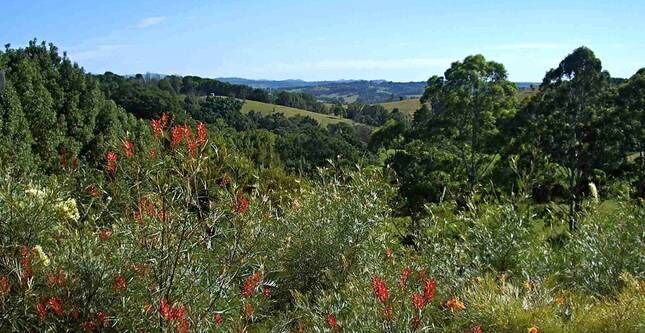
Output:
56,198,80,221
32,245,50,267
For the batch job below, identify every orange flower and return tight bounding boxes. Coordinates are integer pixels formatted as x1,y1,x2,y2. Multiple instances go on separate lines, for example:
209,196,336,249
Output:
48,297,64,316
122,139,135,158
244,303,254,318
423,278,437,302
444,297,466,310
528,326,539,333
471,325,483,333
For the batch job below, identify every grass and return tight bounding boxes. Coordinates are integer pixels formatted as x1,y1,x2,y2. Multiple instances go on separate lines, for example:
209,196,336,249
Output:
379,98,422,116
241,100,359,127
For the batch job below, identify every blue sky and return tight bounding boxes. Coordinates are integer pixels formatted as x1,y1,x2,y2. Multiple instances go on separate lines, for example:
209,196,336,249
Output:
1,0,643,81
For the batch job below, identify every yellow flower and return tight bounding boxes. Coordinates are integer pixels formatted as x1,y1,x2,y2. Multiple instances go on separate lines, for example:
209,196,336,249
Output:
56,198,80,221
528,326,539,333
33,245,50,267
25,187,48,200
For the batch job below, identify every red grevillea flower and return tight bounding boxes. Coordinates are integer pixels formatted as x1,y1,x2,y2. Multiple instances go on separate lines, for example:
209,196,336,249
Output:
113,275,126,292
371,275,390,303
262,286,272,298
0,275,10,296
471,325,484,333
177,319,189,333
170,124,192,149
36,302,47,320
326,313,338,330
151,119,164,137
423,278,437,302
20,245,32,285
86,184,100,198
105,151,118,175
399,266,413,288
48,297,64,316
186,136,198,157
99,228,112,242
233,194,250,214
196,122,207,145
160,297,173,320
122,139,135,158
95,311,109,327
241,272,262,298
213,312,223,327
411,292,426,310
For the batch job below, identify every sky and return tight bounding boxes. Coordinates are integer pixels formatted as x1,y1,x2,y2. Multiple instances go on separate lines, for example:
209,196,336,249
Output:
1,0,643,82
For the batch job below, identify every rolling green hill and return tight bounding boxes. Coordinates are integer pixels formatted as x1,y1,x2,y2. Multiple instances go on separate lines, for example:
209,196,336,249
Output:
241,100,359,127
379,98,422,116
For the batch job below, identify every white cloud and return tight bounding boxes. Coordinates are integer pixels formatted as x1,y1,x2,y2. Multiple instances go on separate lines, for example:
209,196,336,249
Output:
135,16,166,29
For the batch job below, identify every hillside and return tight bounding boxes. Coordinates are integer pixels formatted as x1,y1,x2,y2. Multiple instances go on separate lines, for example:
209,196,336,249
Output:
379,98,422,116
241,99,359,127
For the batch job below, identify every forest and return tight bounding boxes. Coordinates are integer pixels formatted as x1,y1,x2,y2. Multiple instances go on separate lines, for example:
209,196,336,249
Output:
0,40,643,332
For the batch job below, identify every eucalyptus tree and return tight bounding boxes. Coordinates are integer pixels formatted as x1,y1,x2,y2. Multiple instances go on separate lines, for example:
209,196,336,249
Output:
419,54,518,193
527,47,611,230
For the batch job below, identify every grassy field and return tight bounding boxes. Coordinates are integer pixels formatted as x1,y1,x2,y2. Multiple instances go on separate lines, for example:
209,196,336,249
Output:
379,98,422,116
241,100,358,127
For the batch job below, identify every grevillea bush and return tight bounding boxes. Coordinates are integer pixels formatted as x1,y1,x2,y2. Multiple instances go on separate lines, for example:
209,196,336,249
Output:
0,114,643,332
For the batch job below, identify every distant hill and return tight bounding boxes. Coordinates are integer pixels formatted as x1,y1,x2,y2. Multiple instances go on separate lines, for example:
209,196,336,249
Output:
240,100,361,127
218,78,539,104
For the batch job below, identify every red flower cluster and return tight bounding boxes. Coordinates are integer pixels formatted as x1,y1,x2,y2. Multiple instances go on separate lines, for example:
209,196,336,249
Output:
169,123,208,157
134,197,164,223
411,292,426,310
20,245,32,285
326,313,338,330
233,194,250,214
150,113,170,138
122,139,135,158
36,302,47,320
399,266,413,288
86,184,100,198
171,124,191,149
471,325,484,333
160,297,189,332
48,297,64,316
196,122,207,144
213,312,223,327
113,275,127,292
371,275,390,303
423,278,437,302
99,228,112,242
105,151,118,175
262,286,272,298
241,272,262,298
0,275,11,296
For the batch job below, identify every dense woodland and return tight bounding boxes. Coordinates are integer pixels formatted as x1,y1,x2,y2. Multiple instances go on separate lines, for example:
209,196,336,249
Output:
0,40,643,332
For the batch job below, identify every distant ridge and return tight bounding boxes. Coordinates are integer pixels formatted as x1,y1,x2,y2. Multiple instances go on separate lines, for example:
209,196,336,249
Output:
218,78,539,104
